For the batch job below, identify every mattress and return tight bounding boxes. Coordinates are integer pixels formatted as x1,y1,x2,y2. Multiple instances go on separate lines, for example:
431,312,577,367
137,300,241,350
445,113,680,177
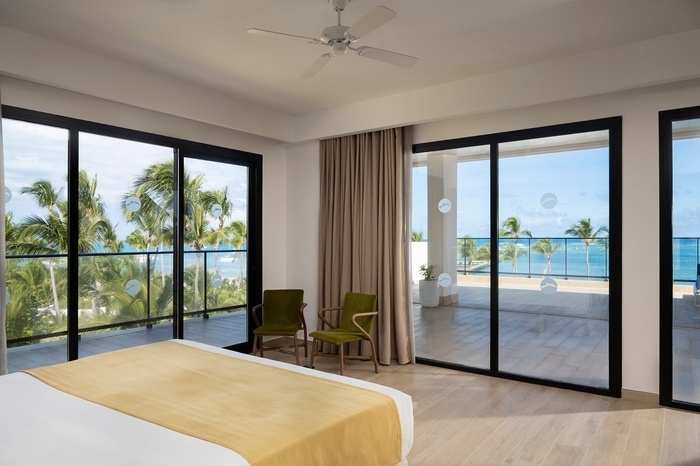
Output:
0,340,413,465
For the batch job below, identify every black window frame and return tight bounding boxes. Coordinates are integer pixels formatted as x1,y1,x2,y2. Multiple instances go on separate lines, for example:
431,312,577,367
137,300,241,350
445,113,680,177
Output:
1,105,262,358
659,104,700,411
413,116,623,398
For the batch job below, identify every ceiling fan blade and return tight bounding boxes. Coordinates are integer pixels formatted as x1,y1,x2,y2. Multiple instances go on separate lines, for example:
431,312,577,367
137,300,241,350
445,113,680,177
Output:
247,28,319,43
301,54,332,79
346,6,396,39
356,46,418,68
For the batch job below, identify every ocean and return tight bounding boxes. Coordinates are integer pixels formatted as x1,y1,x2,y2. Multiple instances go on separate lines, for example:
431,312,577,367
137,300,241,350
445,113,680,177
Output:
459,238,699,283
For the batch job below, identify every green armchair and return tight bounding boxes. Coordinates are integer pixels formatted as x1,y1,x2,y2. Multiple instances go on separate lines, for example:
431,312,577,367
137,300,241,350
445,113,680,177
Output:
309,292,378,375
252,289,307,365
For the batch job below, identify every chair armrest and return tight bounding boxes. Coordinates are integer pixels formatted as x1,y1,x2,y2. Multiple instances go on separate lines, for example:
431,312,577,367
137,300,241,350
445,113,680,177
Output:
251,303,263,327
318,306,342,329
351,311,378,339
299,303,308,328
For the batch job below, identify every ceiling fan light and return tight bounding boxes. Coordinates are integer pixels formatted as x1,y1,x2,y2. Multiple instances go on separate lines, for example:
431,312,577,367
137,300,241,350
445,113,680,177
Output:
332,42,347,55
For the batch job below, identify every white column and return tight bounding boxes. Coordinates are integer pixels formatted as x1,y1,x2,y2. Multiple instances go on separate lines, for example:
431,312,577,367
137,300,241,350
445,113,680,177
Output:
427,153,458,305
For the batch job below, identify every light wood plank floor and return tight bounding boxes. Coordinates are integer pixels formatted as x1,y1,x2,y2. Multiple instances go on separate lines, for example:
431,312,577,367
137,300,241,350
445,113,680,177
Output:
265,350,700,466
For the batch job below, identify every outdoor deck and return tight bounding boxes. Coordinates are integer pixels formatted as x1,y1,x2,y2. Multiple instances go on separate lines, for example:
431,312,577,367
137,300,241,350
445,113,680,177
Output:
7,311,247,373
413,276,610,388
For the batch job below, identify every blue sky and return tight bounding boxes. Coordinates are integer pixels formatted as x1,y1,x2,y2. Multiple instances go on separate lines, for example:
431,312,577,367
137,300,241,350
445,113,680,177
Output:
673,137,700,237
2,118,249,242
413,147,611,240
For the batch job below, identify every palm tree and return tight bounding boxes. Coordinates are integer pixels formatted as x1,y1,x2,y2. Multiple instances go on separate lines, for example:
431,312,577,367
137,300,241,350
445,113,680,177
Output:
596,226,610,278
200,187,233,249
184,196,211,312
500,217,532,245
13,173,110,323
500,217,531,274
126,229,150,251
500,243,527,274
228,220,247,284
4,259,58,338
532,238,562,275
411,231,424,242
16,180,66,319
475,244,491,265
127,160,205,292
565,218,602,279
200,187,234,279
459,236,477,274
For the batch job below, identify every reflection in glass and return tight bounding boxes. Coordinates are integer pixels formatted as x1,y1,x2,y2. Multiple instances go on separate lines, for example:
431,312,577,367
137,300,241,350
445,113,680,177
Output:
182,158,249,347
412,146,491,369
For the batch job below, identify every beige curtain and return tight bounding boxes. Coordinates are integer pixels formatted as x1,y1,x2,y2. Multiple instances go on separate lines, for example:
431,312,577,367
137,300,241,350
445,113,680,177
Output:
0,94,7,375
318,127,412,365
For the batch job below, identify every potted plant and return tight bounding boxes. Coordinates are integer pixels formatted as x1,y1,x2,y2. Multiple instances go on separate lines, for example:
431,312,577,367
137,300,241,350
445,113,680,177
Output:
419,264,439,307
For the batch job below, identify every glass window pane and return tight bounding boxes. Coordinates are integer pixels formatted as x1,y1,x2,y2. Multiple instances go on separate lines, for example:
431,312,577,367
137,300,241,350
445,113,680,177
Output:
3,119,69,371
498,131,610,388
671,117,700,403
77,132,175,358
413,145,491,369
182,157,249,347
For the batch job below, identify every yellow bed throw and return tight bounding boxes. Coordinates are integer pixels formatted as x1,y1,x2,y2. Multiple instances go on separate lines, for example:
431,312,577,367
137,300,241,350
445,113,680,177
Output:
26,341,402,466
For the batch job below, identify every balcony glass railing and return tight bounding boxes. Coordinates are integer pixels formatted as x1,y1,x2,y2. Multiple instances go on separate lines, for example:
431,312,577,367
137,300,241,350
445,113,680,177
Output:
452,236,700,283
6,249,247,347
455,236,611,281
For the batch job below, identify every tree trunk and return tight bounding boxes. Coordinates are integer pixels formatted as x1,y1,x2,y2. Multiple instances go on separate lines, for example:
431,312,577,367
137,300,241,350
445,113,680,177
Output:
48,260,61,324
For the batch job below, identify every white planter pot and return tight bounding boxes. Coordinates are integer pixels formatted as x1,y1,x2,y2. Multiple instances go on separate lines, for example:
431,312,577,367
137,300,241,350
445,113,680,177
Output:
419,280,439,307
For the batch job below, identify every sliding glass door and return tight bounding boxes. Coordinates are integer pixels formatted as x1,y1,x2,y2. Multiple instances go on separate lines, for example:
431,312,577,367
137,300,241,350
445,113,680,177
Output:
412,146,491,370
180,155,250,348
2,106,261,371
3,119,69,369
498,133,611,388
412,118,621,396
77,133,175,358
660,106,700,409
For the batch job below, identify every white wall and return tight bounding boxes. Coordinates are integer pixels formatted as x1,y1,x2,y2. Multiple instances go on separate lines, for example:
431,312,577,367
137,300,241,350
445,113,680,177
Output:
283,140,321,331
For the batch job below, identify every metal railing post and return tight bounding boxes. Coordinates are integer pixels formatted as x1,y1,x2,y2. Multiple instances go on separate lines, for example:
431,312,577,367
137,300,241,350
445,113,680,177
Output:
146,252,152,329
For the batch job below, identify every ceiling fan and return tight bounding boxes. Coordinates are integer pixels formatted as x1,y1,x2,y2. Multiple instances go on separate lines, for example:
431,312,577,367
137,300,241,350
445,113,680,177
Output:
247,0,418,78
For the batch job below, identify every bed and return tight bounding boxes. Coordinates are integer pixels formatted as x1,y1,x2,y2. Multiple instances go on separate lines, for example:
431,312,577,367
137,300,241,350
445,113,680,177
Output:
0,340,413,465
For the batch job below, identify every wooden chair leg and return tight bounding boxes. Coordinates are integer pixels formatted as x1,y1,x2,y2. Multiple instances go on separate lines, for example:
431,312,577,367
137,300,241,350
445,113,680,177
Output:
293,334,300,365
368,338,379,373
253,335,259,357
303,330,308,357
309,340,317,369
339,343,345,376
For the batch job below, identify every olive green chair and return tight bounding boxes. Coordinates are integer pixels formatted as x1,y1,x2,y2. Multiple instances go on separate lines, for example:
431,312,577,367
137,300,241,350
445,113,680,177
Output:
252,289,307,365
309,292,378,375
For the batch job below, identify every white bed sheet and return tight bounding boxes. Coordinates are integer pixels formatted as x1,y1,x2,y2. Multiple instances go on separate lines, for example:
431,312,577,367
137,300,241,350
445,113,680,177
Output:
0,340,413,466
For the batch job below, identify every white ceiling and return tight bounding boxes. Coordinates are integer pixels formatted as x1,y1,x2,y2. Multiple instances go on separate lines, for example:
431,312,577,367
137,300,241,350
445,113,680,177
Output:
0,0,699,116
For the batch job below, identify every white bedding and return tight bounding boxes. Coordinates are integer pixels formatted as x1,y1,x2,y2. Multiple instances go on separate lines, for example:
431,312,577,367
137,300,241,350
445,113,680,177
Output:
0,340,413,466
